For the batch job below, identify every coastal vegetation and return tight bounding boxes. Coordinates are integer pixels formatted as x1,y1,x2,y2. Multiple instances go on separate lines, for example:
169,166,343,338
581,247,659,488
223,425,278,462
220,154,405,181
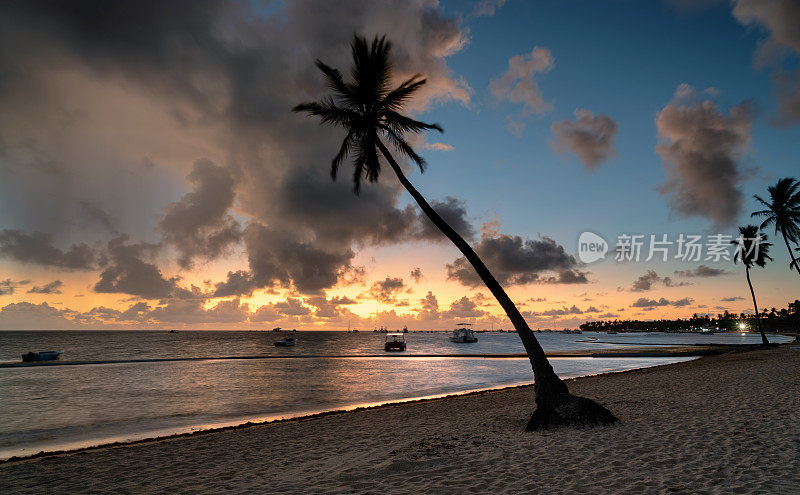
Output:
580,300,800,334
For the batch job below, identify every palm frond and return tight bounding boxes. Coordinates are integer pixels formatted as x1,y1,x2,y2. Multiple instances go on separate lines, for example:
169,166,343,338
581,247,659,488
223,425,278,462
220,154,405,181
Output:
364,133,381,184
383,110,443,134
383,127,425,172
314,60,356,105
752,194,771,210
351,143,367,194
382,75,427,111
292,98,357,127
331,131,355,180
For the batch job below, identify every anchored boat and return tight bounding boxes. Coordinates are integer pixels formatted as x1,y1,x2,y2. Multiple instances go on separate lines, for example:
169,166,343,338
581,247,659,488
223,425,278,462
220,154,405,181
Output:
384,333,406,351
21,351,62,362
449,323,478,343
274,334,296,346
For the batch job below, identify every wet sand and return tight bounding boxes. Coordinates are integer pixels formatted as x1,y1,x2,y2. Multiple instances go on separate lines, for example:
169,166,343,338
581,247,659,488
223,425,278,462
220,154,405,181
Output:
2,347,798,494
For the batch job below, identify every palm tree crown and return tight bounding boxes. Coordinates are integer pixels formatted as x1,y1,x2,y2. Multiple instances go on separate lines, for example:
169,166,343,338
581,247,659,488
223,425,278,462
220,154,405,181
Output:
752,177,800,242
293,35,441,193
732,225,773,268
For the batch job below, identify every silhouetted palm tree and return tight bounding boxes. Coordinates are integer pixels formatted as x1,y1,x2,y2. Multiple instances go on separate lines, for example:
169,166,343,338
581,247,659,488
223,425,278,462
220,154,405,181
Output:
752,177,800,277
731,225,773,346
294,35,616,429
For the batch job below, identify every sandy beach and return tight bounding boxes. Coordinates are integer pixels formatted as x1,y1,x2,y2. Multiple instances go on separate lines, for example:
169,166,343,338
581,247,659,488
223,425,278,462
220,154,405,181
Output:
2,347,798,494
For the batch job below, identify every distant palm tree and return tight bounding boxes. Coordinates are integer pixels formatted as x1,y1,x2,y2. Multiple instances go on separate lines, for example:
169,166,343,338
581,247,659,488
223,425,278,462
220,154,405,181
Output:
731,225,773,346
294,35,616,429
752,177,800,277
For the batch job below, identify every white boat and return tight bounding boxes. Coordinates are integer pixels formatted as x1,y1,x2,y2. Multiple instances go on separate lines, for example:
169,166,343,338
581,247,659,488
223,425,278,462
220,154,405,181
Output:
274,335,296,347
450,323,478,343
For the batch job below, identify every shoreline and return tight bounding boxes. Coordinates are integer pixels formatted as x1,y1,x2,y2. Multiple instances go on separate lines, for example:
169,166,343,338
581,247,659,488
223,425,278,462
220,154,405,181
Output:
0,355,697,463
3,347,798,493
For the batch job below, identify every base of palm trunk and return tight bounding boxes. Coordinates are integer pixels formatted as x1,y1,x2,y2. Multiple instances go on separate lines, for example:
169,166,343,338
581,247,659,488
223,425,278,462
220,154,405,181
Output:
525,393,618,431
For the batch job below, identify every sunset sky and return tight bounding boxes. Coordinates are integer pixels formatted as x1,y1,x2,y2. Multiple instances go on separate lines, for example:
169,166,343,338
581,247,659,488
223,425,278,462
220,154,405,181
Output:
1,0,799,330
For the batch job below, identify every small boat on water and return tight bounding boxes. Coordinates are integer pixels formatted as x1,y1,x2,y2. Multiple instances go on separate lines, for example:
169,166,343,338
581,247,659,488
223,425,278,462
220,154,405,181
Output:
21,350,62,362
274,335,296,347
272,327,282,332
450,323,478,343
384,333,406,351
606,331,618,335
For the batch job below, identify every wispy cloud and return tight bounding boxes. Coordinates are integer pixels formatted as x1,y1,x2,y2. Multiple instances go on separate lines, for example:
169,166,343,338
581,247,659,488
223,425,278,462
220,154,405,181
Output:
490,46,554,134
422,142,455,151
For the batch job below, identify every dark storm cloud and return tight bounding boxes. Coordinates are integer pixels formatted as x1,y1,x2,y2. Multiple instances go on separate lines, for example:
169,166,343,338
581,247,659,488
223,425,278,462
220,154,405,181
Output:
269,168,419,248
631,297,694,308
235,223,355,296
0,279,29,296
551,109,618,171
94,235,190,299
78,201,115,232
119,301,151,321
368,277,408,304
147,298,250,324
629,270,690,292
417,196,477,242
0,0,472,293
446,234,587,287
721,296,745,302
528,305,599,317
250,298,314,323
674,265,728,277
0,229,95,270
27,280,64,294
158,159,242,269
416,291,440,320
442,296,485,318
733,0,800,125
212,270,257,298
656,85,754,226
631,271,660,292
0,301,75,330
308,294,357,319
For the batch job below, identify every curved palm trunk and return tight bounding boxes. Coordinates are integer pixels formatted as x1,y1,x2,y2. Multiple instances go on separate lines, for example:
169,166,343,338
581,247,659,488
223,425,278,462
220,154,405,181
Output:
780,231,800,277
746,266,769,346
377,140,617,429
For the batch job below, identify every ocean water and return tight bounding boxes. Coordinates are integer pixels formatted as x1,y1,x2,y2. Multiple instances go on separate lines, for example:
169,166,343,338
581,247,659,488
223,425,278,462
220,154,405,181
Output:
0,330,786,459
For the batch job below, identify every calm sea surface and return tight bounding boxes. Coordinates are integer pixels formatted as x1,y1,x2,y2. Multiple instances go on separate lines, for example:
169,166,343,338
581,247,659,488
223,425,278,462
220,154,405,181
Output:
0,330,787,459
